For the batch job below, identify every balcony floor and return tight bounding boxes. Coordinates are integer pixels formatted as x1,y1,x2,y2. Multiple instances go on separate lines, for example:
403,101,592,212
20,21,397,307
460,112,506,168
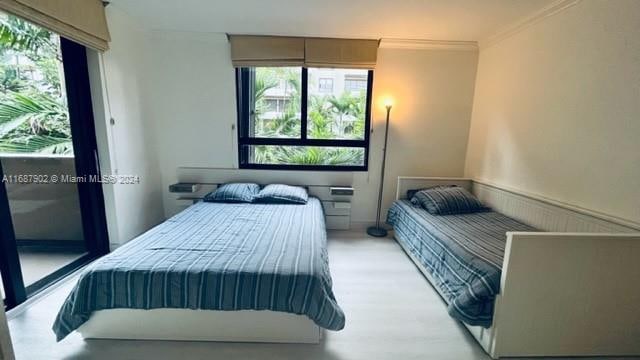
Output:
18,248,85,287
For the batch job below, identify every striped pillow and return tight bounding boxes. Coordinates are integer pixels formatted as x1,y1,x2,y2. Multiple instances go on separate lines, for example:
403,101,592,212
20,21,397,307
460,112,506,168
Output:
253,184,308,204
203,183,260,203
407,185,456,203
411,186,488,215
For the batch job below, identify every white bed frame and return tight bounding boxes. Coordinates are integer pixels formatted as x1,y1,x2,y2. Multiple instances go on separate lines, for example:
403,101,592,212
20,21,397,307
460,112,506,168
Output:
395,177,640,359
76,171,345,344
78,309,321,343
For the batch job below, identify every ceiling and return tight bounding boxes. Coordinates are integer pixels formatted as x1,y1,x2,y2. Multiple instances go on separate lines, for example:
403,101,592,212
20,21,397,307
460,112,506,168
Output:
110,0,555,41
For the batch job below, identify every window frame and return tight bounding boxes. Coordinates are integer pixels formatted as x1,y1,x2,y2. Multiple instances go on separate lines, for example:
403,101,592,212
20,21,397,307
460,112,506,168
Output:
236,67,373,171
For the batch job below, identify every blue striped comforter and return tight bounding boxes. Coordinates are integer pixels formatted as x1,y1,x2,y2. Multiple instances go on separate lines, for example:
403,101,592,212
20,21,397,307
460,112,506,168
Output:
387,200,536,327
53,198,345,340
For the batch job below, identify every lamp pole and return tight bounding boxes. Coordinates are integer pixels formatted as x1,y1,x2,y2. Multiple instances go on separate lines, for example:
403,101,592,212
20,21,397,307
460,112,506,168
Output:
367,104,392,237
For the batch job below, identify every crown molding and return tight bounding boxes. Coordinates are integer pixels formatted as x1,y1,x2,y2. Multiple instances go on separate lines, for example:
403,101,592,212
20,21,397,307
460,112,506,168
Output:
480,0,581,49
379,38,478,51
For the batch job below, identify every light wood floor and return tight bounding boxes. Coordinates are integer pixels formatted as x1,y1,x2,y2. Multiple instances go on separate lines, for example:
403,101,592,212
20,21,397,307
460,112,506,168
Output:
6,231,636,360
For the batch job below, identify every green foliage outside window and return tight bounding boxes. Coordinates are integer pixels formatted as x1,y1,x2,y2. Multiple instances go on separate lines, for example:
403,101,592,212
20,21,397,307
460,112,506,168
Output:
252,68,367,166
0,14,72,155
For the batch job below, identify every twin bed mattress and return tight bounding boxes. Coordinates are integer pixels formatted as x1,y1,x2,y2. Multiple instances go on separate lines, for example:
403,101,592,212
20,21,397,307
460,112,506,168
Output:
54,198,345,340
387,200,536,327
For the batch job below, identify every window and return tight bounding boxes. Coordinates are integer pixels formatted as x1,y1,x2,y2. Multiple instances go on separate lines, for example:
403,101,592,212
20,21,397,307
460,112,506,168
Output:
318,78,333,93
236,67,373,170
344,75,368,92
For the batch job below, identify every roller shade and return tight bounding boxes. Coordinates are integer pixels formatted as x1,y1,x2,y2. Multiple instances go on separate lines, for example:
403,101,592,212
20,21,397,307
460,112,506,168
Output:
305,38,378,69
0,0,110,51
229,35,379,69
230,35,305,67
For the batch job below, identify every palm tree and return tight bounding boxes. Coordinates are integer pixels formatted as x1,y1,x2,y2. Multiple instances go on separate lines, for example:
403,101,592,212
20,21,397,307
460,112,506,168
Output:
307,95,334,139
263,107,300,137
261,146,363,166
0,92,72,154
253,69,278,134
0,15,59,62
0,15,72,154
254,68,303,137
328,92,362,137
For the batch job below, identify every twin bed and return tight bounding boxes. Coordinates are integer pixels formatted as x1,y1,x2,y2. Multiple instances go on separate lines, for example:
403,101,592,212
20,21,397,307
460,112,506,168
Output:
54,187,344,343
387,199,535,327
388,177,640,359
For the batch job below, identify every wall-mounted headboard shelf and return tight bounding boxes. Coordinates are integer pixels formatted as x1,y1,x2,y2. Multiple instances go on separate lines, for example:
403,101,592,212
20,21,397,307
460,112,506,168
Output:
169,183,200,193
168,167,356,230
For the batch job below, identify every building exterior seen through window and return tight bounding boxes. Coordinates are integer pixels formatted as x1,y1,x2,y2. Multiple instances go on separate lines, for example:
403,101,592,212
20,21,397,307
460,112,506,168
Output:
318,78,333,93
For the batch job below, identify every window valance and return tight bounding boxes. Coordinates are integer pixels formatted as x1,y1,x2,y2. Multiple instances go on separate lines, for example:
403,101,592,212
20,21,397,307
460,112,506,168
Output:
0,0,110,51
229,35,378,69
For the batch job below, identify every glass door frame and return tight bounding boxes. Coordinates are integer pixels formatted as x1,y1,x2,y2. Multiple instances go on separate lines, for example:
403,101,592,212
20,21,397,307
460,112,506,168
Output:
0,161,25,308
0,37,110,309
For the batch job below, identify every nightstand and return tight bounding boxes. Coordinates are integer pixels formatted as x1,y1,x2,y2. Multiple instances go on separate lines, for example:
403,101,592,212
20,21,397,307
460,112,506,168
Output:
309,186,354,230
169,182,205,214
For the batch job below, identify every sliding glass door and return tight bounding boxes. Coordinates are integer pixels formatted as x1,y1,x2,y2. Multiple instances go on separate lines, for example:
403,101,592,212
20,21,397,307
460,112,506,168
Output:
0,13,109,309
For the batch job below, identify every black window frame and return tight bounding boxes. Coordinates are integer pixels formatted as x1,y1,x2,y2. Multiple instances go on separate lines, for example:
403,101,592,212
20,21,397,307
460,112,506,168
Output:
236,67,373,171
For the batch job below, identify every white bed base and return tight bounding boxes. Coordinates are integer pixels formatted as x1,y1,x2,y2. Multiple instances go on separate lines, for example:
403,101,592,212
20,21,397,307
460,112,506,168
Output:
79,172,342,344
395,177,640,359
78,309,321,344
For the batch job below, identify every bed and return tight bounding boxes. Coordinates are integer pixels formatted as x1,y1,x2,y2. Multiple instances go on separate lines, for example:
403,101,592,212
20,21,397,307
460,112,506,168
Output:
387,199,536,327
53,196,344,343
388,177,640,359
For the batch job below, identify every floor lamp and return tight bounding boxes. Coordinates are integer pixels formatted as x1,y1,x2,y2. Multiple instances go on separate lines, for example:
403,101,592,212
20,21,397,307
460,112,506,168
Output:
367,101,393,237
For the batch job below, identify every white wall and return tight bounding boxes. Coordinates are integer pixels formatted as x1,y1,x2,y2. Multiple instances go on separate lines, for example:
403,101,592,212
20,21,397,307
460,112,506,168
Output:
353,47,478,224
89,7,164,247
144,31,479,225
146,31,238,218
465,0,640,224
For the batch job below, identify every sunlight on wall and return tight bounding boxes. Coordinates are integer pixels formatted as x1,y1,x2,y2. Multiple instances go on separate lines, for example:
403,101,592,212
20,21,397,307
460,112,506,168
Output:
350,47,479,224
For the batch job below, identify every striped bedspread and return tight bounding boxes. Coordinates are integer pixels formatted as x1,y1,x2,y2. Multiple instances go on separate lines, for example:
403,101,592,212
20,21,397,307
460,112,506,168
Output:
387,200,536,327
53,198,345,340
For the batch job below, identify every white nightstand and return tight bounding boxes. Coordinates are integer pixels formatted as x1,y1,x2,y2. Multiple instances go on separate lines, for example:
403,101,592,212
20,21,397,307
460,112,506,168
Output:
168,182,210,216
308,186,354,230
